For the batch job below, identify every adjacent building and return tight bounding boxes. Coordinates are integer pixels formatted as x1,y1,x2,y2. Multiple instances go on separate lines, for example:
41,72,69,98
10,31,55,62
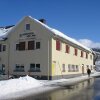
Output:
0,16,94,80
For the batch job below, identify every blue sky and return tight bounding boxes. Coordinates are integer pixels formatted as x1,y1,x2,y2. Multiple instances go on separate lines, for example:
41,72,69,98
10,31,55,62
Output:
0,0,100,48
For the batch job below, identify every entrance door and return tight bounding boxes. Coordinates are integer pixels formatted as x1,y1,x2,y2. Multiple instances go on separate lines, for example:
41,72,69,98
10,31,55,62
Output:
52,61,57,76
82,64,84,74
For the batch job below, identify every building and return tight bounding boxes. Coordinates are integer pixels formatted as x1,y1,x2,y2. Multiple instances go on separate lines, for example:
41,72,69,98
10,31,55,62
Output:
93,51,100,71
0,16,94,80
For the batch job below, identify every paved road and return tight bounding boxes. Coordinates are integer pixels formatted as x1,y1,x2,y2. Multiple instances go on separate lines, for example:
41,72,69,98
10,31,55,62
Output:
23,77,100,100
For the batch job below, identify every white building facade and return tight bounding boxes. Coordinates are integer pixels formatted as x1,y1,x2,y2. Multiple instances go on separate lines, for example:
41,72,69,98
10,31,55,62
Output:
0,16,94,80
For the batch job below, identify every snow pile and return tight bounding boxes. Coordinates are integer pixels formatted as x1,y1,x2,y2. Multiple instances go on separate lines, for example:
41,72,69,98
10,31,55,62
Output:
0,75,43,96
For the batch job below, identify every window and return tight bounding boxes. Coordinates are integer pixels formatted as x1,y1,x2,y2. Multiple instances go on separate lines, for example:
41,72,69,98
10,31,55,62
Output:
30,64,35,72
16,44,19,50
36,42,40,49
65,45,70,53
62,64,65,72
72,65,75,72
0,44,1,52
68,64,71,72
90,55,92,60
86,53,88,59
74,48,78,56
19,42,25,50
56,40,61,51
2,45,6,51
36,64,40,72
29,64,41,72
26,24,30,30
81,51,83,57
76,65,79,71
15,64,24,72
28,41,34,50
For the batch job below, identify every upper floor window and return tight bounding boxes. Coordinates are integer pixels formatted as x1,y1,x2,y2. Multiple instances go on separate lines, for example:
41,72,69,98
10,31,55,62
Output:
19,42,25,50
16,44,19,50
28,41,34,50
86,53,88,59
74,48,78,56
0,44,1,52
36,42,40,49
81,51,83,57
90,55,92,60
0,44,6,52
26,24,30,30
65,45,70,53
56,40,61,51
2,45,6,51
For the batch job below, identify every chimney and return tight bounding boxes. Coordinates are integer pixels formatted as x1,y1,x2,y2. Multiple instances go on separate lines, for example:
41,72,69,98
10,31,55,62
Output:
39,19,46,24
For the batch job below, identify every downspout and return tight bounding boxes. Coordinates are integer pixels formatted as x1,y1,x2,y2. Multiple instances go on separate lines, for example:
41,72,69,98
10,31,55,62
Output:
7,40,10,79
48,39,50,80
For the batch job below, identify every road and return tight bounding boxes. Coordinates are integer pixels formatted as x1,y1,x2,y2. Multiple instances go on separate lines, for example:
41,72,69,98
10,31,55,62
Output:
22,77,100,100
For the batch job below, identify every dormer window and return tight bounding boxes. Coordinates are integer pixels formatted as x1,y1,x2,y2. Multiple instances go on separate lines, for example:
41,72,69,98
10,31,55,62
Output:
26,24,30,30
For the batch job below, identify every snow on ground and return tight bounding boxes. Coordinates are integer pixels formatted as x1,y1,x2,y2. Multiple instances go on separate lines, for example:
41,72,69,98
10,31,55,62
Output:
0,72,100,97
0,75,43,97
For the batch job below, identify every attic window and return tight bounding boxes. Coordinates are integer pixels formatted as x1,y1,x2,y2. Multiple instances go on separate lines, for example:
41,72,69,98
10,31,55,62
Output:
26,24,30,30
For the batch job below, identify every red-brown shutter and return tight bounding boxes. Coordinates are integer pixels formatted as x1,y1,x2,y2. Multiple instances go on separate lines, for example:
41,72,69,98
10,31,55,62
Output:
66,45,70,53
56,40,60,51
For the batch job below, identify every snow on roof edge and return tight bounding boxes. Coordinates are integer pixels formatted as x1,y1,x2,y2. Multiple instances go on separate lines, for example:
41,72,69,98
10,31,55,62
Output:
0,16,91,52
29,16,91,52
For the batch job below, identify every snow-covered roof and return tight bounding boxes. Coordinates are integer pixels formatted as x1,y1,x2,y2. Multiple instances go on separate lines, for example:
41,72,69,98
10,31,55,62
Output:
0,26,14,40
0,16,91,52
29,16,91,52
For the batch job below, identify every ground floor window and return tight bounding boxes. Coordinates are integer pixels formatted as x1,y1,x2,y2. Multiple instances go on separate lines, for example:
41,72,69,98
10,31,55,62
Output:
14,64,24,72
62,64,65,72
0,64,5,74
76,65,79,71
68,64,79,72
68,64,71,72
29,63,41,72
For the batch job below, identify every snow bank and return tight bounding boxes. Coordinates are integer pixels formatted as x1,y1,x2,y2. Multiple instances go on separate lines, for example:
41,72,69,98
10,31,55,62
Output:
0,75,43,97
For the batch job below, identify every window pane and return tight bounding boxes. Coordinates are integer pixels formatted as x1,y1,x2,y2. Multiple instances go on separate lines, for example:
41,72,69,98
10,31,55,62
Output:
86,53,88,59
81,51,83,57
30,64,35,71
56,40,61,51
0,44,2,52
66,45,70,53
30,64,35,68
75,48,78,56
68,64,71,72
16,44,19,50
3,45,6,51
26,24,30,30
36,64,40,72
28,41,34,50
19,42,25,50
62,64,65,72
36,42,40,49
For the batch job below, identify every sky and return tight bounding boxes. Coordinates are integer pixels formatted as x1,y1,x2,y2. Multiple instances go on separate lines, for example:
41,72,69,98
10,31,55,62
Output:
0,0,100,48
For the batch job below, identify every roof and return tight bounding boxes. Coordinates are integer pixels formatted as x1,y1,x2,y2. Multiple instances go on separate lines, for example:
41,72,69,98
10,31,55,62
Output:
29,16,91,52
0,25,14,40
0,16,91,52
